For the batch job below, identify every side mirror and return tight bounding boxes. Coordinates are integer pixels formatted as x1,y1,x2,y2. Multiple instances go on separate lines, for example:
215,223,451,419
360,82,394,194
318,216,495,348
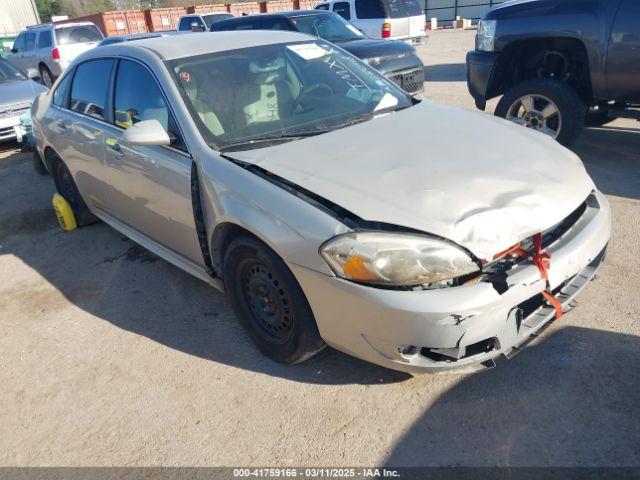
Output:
11,48,18,53
122,119,170,147
25,67,40,80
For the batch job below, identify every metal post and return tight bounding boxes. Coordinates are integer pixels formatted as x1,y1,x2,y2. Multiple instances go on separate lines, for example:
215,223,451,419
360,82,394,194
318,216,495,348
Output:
454,0,458,22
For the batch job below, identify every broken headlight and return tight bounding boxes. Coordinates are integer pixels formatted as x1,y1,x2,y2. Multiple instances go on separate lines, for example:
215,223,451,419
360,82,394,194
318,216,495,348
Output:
320,232,480,287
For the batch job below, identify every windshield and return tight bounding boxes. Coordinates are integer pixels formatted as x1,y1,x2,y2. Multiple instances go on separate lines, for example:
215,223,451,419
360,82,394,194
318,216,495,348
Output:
0,59,26,83
169,40,413,150
55,25,103,45
203,13,234,27
291,13,365,43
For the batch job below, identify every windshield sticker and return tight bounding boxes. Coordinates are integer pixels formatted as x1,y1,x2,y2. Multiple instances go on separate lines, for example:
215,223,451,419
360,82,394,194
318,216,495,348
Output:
287,43,332,61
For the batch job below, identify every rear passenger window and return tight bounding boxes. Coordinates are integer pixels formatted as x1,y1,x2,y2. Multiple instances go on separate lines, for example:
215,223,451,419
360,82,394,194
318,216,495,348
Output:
333,2,351,20
114,60,185,151
315,3,330,10
38,31,52,48
53,71,73,107
355,0,385,18
70,59,114,121
25,33,36,50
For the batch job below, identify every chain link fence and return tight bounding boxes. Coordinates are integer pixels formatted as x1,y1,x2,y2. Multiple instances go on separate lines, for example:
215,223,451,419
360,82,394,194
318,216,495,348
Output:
423,0,505,25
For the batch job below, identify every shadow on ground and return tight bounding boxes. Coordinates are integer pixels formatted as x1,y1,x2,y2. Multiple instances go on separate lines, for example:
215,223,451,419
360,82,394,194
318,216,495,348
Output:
0,150,409,386
0,121,637,387
574,125,640,201
385,326,640,466
424,63,467,82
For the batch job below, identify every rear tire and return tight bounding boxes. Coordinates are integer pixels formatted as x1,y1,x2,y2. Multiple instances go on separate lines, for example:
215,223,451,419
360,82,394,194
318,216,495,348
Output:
495,78,585,146
39,65,54,88
51,157,98,227
223,235,325,364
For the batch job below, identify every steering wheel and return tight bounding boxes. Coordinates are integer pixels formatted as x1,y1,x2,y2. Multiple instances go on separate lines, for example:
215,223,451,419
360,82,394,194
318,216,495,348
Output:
294,83,334,112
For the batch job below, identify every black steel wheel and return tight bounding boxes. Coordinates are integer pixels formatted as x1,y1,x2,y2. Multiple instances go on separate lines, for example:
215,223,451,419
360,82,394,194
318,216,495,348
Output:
223,235,325,364
52,157,98,227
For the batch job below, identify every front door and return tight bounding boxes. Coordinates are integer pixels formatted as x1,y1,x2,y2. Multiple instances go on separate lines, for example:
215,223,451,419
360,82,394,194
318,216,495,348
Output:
7,32,26,71
102,58,203,265
606,0,640,102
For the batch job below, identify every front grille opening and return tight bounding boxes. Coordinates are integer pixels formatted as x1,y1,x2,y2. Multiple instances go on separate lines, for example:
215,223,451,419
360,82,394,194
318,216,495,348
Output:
387,68,424,94
420,337,498,363
482,196,591,290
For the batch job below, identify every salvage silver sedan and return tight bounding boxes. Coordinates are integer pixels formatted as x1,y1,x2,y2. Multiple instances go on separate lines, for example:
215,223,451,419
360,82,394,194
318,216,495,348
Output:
32,31,611,373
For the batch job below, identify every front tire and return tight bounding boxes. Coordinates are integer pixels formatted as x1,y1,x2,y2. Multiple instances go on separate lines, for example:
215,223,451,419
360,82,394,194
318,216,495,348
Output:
223,236,325,364
495,78,585,146
51,157,98,227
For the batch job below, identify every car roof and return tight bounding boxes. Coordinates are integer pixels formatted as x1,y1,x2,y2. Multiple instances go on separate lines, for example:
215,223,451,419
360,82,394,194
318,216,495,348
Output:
91,30,314,61
54,22,100,29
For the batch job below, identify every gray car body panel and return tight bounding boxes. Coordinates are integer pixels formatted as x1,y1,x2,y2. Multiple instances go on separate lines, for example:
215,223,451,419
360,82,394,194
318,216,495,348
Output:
32,32,611,373
0,78,47,109
0,69,47,141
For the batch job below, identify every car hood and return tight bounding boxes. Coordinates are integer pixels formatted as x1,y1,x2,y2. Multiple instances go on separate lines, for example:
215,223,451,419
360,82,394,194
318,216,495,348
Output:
337,38,415,60
226,101,595,260
0,80,47,109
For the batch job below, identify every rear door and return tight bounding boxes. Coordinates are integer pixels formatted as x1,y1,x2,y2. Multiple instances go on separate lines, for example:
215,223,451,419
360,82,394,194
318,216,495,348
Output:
53,25,103,65
58,58,115,211
102,58,203,264
606,0,640,102
36,30,53,67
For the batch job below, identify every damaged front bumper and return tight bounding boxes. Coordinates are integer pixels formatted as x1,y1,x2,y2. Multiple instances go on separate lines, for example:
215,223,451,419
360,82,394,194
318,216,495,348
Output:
290,191,611,374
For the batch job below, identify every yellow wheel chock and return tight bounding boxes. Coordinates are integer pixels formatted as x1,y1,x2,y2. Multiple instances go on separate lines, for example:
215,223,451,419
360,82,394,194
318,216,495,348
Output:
52,193,77,231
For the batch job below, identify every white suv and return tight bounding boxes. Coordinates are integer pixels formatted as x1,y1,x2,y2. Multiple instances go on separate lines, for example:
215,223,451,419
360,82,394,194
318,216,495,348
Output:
7,22,103,87
177,13,234,33
314,0,426,44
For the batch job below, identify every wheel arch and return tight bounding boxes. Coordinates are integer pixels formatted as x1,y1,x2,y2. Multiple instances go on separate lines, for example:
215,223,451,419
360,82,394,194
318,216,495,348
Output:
491,37,592,102
42,145,59,173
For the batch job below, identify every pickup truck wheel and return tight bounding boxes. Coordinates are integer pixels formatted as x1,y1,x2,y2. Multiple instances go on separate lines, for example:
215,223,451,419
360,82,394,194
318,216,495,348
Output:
51,157,98,227
223,236,326,364
496,78,584,146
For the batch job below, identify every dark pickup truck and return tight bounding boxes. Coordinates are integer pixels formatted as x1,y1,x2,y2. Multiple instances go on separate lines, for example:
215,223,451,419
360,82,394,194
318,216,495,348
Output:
466,0,640,145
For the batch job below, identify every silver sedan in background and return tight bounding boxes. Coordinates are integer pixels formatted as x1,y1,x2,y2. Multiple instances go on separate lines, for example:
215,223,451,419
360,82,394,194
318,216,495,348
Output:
31,32,610,373
0,58,47,142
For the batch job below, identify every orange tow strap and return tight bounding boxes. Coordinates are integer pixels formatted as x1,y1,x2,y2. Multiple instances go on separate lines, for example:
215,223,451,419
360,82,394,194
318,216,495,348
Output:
494,233,563,319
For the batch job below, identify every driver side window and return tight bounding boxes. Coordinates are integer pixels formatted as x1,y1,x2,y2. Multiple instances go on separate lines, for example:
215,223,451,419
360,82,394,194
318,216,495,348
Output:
114,59,186,152
12,33,26,52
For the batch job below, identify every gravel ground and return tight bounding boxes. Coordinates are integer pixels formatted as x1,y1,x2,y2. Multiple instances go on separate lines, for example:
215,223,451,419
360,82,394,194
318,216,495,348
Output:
1,29,639,467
